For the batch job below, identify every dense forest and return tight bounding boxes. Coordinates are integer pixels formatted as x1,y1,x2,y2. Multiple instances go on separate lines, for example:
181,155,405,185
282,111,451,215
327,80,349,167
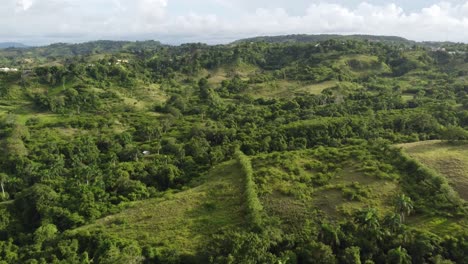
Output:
0,36,467,263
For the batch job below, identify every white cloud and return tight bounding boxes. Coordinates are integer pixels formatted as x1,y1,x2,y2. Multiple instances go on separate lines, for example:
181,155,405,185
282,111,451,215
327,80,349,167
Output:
1,1,468,44
223,1,468,42
16,0,34,11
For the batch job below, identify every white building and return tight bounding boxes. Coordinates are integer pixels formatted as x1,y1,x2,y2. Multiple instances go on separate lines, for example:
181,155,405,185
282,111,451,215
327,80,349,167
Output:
0,67,19,72
116,59,129,65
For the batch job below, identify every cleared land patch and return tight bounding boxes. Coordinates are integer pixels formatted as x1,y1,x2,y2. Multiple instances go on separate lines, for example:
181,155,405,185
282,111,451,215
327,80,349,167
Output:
399,140,468,200
246,80,337,98
252,147,400,227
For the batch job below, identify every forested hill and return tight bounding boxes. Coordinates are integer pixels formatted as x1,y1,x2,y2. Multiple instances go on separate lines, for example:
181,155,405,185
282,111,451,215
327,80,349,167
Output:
233,34,416,45
2,35,464,68
0,37,467,263
0,42,29,49
0,40,163,62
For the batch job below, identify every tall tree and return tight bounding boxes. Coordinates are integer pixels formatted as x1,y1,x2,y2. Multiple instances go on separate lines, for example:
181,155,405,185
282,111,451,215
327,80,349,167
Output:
395,194,413,223
0,173,8,199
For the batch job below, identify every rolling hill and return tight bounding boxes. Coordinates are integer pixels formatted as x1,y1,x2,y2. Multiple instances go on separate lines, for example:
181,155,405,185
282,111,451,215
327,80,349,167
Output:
74,159,246,260
0,42,29,49
71,143,467,261
0,36,467,263
233,34,416,45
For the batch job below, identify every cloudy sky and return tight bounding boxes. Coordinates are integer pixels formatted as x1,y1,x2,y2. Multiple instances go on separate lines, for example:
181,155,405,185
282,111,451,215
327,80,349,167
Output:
1,0,468,45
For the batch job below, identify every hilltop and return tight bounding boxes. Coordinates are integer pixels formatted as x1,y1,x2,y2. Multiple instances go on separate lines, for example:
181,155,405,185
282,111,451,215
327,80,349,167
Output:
233,34,416,45
1,34,466,68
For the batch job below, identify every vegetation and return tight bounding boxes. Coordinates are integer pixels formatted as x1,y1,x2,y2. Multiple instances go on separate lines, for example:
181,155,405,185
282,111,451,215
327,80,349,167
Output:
400,141,468,201
233,34,416,46
0,36,467,263
236,150,264,230
74,160,246,261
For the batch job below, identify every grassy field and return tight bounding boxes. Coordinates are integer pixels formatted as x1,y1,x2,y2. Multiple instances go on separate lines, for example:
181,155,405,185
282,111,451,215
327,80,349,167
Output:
296,81,338,95
251,148,400,230
398,140,468,200
401,94,414,102
398,140,468,236
207,63,260,86
252,146,468,235
75,160,246,256
246,80,337,98
334,54,392,77
406,215,468,236
315,166,399,217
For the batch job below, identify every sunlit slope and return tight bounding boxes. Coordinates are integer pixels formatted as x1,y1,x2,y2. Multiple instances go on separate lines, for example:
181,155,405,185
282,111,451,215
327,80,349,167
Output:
75,160,246,256
399,140,468,200
251,146,401,230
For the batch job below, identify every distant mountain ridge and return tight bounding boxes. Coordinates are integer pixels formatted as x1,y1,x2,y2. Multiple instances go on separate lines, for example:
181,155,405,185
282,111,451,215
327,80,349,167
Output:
0,42,29,49
40,40,163,55
0,35,462,66
232,34,417,45
1,35,460,53
0,40,164,58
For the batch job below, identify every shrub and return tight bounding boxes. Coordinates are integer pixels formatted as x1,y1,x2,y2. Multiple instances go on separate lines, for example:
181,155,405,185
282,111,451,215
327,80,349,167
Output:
235,151,264,230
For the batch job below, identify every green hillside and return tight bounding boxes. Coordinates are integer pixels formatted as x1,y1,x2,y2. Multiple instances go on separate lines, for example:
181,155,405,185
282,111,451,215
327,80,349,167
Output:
399,141,468,200
398,141,468,235
71,143,468,262
0,38,467,263
75,160,245,258
233,34,415,45
252,147,399,224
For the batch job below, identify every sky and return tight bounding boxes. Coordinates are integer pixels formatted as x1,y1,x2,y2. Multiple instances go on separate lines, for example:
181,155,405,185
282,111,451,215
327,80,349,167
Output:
1,0,468,45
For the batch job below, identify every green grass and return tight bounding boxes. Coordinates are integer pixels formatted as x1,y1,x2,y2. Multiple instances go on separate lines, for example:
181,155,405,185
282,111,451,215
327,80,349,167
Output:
125,83,168,109
401,94,414,102
207,71,228,86
251,148,400,229
251,146,468,235
334,54,392,77
398,140,468,200
206,63,260,86
246,80,337,98
322,167,398,215
0,99,61,125
407,215,468,236
397,140,468,235
296,81,338,95
74,160,246,256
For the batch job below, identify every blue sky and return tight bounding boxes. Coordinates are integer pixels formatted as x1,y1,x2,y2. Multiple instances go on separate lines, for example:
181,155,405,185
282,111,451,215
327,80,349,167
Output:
1,0,468,45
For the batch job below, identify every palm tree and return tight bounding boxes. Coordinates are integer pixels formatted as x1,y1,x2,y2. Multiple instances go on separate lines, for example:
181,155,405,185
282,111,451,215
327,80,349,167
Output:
387,246,412,264
355,207,382,239
319,223,341,248
0,173,8,199
383,213,402,234
395,194,414,223
356,207,380,230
